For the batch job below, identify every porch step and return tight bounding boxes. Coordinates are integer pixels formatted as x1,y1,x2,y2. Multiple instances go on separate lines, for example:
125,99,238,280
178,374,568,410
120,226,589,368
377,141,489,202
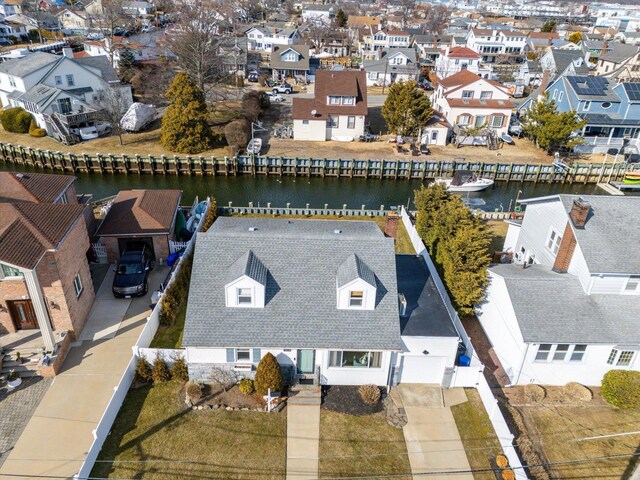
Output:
1,362,40,378
288,386,322,406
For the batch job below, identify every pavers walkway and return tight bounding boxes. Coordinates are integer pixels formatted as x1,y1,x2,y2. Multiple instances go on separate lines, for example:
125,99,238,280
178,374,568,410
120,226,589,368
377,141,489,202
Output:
396,384,474,480
0,267,167,480
286,403,321,480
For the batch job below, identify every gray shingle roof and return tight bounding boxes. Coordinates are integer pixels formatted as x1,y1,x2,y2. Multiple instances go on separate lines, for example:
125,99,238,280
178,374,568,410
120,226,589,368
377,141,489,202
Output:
75,55,119,82
0,51,59,77
489,264,640,344
226,250,268,286
183,217,401,350
337,253,376,288
600,43,638,64
17,84,60,106
363,48,419,75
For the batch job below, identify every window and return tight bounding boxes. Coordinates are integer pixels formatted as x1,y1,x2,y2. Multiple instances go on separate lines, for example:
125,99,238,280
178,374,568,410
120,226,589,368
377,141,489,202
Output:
490,115,504,128
55,75,62,86
458,115,471,126
0,263,23,279
624,276,640,293
475,115,487,127
329,350,382,368
66,74,75,86
462,90,474,99
431,131,438,142
570,345,587,362
237,288,252,304
583,100,591,111
343,96,354,105
327,115,338,127
349,290,363,307
608,348,636,367
480,91,492,99
347,116,355,129
553,344,569,361
546,228,562,255
302,119,309,125
282,51,298,62
9,76,15,87
329,96,341,105
535,344,552,362
558,91,564,101
236,348,251,362
368,71,379,79
552,89,557,99
73,273,83,297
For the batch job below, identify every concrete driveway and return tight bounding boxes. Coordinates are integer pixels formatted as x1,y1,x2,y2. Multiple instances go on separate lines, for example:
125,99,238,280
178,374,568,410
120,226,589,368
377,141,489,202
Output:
0,266,168,479
396,385,473,480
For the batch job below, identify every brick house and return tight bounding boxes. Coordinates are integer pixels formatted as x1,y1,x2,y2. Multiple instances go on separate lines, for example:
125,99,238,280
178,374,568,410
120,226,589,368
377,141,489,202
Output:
95,189,182,264
0,172,95,371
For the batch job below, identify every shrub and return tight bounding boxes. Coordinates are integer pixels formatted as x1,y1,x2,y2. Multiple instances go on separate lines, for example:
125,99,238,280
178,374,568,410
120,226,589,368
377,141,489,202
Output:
563,382,593,402
0,107,32,133
159,254,193,326
358,384,381,405
224,118,251,154
258,75,266,87
186,382,202,403
238,378,254,396
135,357,153,383
495,454,509,468
171,356,189,382
151,358,171,383
30,127,46,137
502,469,515,480
241,90,262,121
524,384,546,403
201,197,217,232
254,353,283,395
601,370,640,409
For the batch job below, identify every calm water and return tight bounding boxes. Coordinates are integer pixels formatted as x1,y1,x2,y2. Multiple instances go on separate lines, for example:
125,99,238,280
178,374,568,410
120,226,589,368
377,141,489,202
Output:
0,162,606,211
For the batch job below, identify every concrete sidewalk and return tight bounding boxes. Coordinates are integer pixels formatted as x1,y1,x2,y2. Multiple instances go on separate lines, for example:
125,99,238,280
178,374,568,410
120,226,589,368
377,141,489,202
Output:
286,403,320,480
397,385,473,480
0,267,167,480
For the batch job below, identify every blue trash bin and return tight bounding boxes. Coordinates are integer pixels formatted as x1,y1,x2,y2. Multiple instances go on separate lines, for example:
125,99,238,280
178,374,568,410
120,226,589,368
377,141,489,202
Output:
458,355,471,367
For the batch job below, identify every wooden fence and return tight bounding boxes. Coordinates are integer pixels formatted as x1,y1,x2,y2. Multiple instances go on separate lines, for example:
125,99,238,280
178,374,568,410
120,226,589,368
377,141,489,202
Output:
1,142,638,183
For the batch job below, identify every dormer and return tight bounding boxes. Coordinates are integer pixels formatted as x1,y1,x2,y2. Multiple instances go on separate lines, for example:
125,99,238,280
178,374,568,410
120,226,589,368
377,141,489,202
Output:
336,254,377,310
280,48,300,62
225,250,267,308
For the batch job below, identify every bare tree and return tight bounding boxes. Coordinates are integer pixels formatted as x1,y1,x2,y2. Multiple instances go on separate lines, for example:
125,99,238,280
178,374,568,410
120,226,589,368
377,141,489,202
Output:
94,84,132,145
423,4,450,34
210,366,239,392
303,19,333,53
86,0,133,66
397,0,417,26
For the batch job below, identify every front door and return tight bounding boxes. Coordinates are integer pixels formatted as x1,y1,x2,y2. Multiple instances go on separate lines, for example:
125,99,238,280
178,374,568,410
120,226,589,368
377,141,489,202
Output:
296,349,315,374
8,300,38,330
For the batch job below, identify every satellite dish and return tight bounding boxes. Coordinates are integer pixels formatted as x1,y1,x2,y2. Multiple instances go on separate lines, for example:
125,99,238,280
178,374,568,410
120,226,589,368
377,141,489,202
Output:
311,109,317,116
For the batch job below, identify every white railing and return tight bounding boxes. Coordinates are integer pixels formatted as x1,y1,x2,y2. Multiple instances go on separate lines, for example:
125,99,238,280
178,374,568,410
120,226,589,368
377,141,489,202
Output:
583,136,625,146
169,241,189,254
91,243,108,264
400,206,527,479
74,197,211,480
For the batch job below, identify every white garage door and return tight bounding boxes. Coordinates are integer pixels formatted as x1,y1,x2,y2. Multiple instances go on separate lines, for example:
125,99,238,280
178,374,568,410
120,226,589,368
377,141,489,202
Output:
400,355,446,384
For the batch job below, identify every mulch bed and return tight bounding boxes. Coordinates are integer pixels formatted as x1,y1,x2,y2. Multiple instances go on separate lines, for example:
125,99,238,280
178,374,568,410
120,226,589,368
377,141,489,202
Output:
321,385,384,416
202,384,265,409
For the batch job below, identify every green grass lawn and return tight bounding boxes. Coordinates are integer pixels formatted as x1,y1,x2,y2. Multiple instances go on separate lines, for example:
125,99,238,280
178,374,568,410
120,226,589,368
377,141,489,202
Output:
451,389,504,480
92,381,287,479
149,302,186,349
319,411,412,479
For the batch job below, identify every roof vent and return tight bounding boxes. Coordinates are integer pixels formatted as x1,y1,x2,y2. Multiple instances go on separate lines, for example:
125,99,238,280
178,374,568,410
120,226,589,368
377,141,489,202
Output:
248,227,257,232
334,229,342,234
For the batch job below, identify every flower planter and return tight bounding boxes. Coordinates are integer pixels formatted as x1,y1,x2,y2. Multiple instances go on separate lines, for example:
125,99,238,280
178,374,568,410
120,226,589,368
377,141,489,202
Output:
7,377,22,389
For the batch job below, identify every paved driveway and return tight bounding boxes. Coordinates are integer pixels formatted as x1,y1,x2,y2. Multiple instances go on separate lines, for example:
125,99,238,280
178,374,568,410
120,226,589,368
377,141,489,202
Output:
0,266,168,479
397,385,473,480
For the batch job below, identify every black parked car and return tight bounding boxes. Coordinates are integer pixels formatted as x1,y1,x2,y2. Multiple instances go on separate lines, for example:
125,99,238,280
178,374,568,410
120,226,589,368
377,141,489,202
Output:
112,244,154,298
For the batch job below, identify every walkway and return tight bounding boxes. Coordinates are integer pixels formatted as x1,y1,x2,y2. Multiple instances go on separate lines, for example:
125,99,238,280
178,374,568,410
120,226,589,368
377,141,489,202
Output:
285,388,321,480
396,384,474,480
0,267,167,479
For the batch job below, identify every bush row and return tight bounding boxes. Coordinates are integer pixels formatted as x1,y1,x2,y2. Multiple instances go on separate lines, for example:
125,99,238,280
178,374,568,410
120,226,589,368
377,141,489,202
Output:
135,356,189,384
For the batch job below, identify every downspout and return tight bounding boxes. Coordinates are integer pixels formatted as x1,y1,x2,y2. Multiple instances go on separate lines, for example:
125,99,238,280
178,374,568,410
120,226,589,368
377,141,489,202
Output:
513,343,531,386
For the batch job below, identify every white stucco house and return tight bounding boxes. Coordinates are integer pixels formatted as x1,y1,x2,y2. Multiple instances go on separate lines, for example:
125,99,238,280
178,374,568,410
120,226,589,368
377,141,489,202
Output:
183,217,466,387
292,70,367,142
435,46,491,80
431,69,513,135
465,28,527,63
476,195,640,386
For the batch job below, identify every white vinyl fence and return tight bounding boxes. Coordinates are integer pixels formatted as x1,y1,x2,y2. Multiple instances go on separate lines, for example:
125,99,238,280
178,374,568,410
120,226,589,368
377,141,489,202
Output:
74,197,211,480
137,347,185,363
91,242,108,264
400,207,527,479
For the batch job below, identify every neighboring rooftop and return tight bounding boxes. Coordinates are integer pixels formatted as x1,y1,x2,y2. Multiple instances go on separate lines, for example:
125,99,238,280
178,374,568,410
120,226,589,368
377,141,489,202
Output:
96,189,182,236
183,217,401,350
0,171,75,203
0,51,59,77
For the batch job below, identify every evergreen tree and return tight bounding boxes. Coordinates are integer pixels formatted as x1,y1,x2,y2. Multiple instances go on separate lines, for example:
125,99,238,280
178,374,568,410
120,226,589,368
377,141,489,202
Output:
160,72,214,154
568,31,582,44
382,80,433,137
335,8,347,28
254,353,283,395
118,47,136,80
541,20,557,32
521,93,587,153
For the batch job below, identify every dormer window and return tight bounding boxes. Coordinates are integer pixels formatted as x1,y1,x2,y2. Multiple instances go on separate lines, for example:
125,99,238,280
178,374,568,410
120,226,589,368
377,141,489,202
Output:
237,288,252,304
329,96,341,105
349,291,364,307
225,250,267,308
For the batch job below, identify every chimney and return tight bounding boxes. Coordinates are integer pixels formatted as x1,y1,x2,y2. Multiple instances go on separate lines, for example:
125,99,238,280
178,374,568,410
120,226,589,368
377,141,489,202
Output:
569,197,591,229
539,69,551,93
384,211,399,238
552,223,577,273
62,47,74,58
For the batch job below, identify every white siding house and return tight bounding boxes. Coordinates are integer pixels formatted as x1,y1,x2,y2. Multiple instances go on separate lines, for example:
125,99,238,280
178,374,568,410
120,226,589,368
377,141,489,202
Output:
245,26,301,53
477,195,640,386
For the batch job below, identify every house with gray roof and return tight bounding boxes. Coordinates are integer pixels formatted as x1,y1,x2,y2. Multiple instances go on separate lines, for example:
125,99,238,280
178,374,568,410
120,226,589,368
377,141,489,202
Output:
183,217,464,386
270,44,311,81
538,48,589,81
476,194,640,386
362,47,419,87
245,25,302,53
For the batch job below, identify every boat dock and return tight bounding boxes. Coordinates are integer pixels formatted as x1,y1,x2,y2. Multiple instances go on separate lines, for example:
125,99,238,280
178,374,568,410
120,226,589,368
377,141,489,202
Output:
596,182,626,195
610,181,640,192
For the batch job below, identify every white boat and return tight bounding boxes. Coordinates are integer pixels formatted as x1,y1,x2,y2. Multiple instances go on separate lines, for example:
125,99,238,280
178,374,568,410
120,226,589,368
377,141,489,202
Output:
435,170,494,192
247,138,262,154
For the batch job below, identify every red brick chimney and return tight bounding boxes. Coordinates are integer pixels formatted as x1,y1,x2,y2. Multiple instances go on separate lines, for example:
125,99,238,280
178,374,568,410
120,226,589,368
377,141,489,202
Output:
552,223,577,273
539,69,551,93
384,211,399,238
569,198,591,229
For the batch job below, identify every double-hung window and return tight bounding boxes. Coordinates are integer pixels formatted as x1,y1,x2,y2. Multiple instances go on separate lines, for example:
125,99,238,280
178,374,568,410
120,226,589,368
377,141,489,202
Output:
55,75,62,86
237,288,252,305
342,96,354,105
327,115,338,128
535,344,552,362
73,273,83,297
546,228,562,255
236,348,251,362
490,115,504,128
535,344,587,363
349,290,363,307
329,96,341,105
347,116,355,129
66,74,75,86
462,90,474,99
480,91,492,99
624,275,640,294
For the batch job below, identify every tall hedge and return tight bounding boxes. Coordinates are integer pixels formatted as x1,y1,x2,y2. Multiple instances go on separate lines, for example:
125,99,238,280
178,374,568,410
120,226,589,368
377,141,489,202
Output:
160,72,213,153
601,370,640,409
254,352,283,395
1,107,32,133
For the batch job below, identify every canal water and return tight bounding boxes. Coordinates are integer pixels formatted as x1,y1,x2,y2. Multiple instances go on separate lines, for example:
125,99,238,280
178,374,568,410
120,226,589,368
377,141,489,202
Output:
0,163,607,211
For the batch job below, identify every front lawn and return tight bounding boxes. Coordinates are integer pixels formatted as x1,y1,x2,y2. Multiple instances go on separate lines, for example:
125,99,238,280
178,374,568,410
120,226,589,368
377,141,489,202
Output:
451,389,504,480
319,410,412,479
92,381,287,479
